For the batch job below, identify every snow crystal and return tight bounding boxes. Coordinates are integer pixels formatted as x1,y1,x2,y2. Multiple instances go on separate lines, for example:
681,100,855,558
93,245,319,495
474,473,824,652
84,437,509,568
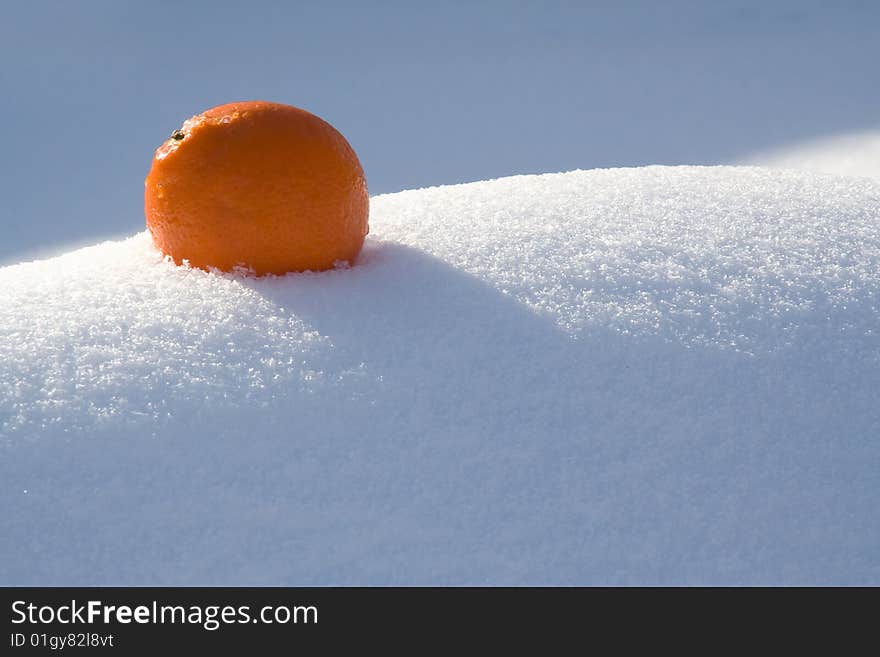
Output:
1,166,878,584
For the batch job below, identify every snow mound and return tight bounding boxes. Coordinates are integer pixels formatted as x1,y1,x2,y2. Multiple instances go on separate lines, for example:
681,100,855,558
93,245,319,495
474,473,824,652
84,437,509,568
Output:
2,166,879,584
748,130,880,181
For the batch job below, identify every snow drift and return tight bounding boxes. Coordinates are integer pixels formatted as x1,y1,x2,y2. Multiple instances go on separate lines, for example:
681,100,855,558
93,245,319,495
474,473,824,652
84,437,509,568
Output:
749,130,880,181
1,166,878,584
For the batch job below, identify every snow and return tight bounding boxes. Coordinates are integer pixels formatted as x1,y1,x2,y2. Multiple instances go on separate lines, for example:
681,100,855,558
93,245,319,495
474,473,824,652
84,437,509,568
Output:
2,166,879,584
748,130,880,181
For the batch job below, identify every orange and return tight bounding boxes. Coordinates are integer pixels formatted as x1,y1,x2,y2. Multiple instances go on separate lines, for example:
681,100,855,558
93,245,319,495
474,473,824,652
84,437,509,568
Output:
144,101,369,275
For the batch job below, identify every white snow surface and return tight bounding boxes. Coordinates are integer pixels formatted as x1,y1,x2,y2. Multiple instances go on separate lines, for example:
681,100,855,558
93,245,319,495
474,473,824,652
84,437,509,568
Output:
749,130,880,181
2,166,879,585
